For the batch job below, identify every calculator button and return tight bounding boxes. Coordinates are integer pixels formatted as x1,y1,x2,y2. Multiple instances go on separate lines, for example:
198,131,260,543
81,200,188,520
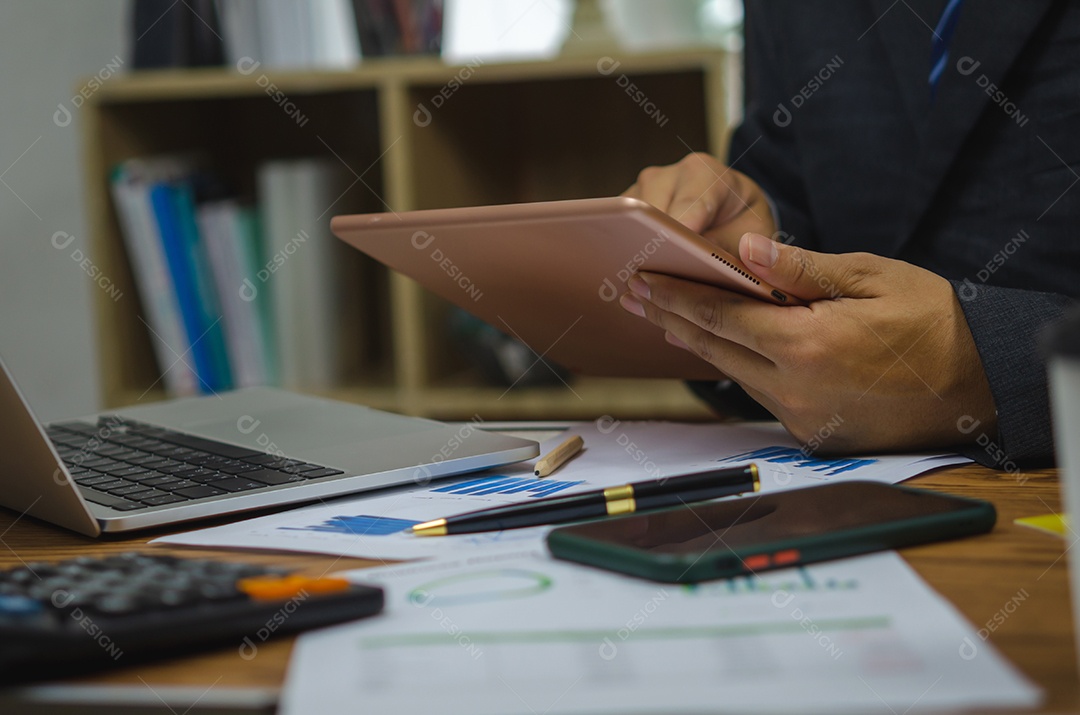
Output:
742,554,771,570
0,595,43,617
773,549,800,566
238,575,350,601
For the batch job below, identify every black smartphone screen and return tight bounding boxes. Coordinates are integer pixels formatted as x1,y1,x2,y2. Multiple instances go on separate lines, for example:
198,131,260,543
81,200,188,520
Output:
561,481,983,555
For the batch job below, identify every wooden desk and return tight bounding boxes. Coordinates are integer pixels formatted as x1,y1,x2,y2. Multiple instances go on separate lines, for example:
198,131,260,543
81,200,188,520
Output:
0,464,1076,713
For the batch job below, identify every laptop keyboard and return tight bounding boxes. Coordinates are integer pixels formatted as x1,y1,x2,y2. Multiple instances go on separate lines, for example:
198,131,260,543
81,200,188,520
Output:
45,416,344,512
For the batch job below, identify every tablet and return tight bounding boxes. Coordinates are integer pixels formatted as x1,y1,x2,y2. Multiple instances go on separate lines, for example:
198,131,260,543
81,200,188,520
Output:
331,197,796,379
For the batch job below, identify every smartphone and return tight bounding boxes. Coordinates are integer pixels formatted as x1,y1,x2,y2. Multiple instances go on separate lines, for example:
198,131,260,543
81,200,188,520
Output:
546,481,996,583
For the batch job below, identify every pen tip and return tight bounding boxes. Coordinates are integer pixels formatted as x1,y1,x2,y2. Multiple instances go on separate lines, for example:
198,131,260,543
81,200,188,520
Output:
411,518,448,537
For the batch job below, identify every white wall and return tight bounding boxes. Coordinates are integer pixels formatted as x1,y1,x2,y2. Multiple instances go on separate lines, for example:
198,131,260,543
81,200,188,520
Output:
0,0,128,421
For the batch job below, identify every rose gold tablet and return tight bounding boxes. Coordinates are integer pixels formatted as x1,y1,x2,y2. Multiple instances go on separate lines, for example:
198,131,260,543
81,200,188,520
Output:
331,197,797,380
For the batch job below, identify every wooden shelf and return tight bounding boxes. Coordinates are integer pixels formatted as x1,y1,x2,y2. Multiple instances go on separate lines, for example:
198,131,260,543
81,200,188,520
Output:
82,50,732,420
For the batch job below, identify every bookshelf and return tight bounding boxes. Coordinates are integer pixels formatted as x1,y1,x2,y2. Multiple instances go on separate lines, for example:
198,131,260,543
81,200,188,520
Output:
81,51,732,420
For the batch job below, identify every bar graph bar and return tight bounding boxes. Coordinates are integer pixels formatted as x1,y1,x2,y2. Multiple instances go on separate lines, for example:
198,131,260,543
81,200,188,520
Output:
717,446,877,476
430,476,584,498
280,515,420,536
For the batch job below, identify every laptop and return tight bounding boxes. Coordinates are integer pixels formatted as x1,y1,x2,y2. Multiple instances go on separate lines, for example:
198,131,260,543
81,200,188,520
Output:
0,356,538,536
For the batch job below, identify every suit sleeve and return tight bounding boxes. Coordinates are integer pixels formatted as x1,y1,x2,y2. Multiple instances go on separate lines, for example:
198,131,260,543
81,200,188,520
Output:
728,1,819,249
952,281,1074,466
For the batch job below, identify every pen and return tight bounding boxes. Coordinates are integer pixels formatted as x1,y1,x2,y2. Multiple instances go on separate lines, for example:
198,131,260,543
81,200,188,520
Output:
411,464,759,536
534,435,584,477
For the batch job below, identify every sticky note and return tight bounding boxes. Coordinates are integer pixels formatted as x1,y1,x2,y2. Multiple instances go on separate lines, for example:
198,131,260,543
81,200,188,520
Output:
1014,513,1069,537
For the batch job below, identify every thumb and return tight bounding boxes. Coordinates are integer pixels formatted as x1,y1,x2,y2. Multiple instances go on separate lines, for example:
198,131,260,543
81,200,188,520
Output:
738,232,877,301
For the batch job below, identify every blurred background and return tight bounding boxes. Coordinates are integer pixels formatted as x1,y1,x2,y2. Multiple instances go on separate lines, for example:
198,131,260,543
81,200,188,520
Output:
0,1,128,421
0,0,743,423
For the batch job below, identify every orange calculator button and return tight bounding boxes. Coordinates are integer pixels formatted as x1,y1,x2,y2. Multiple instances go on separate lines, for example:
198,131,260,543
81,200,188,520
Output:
742,554,771,570
773,549,801,566
238,575,350,601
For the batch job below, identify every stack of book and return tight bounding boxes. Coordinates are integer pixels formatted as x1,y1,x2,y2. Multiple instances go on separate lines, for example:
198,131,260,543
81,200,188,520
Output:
219,0,443,70
133,0,444,71
111,157,350,396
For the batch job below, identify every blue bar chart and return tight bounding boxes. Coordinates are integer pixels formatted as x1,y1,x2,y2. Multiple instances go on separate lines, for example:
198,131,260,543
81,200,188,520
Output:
430,476,583,498
280,515,420,536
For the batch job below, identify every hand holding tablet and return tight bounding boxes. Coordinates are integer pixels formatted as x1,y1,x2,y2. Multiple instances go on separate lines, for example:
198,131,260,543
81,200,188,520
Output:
331,197,798,380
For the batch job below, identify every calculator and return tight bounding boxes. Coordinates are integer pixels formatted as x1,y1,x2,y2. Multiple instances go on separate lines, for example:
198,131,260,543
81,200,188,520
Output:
0,552,384,682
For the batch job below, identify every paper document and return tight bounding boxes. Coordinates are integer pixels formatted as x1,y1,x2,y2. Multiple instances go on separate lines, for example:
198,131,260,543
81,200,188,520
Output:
280,551,1040,714
154,421,970,560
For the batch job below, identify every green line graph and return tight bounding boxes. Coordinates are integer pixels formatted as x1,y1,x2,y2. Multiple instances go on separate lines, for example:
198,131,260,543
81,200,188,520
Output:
356,616,891,649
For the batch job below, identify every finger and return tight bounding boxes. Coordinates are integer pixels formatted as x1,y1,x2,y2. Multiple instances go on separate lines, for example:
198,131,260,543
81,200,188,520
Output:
619,291,776,387
624,165,679,218
666,163,735,235
739,232,884,301
626,271,801,361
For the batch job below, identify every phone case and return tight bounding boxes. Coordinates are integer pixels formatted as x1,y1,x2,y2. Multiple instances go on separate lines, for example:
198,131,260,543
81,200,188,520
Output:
546,482,996,583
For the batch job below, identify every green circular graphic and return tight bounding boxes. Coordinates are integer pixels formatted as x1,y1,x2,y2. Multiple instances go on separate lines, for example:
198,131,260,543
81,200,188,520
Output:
408,568,553,607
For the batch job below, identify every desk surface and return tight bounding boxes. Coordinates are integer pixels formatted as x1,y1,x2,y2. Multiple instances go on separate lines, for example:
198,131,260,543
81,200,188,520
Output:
0,464,1075,713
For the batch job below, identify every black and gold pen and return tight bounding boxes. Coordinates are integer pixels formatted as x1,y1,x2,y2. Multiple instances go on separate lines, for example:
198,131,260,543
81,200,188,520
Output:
411,464,759,536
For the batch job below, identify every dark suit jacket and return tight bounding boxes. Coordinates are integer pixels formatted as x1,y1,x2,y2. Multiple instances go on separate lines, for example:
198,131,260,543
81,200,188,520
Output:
698,0,1078,465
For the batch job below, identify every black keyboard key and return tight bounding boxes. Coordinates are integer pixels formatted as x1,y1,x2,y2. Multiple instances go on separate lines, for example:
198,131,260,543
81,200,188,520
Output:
108,484,155,497
157,480,199,492
174,467,214,479
157,463,195,475
93,445,133,458
140,475,182,488
81,492,142,511
210,478,266,493
218,462,260,475
125,454,166,466
127,489,168,500
244,469,306,486
304,468,346,479
243,454,289,467
172,485,227,499
152,432,263,460
188,472,230,485
90,479,130,491
138,494,188,506
282,464,322,474
126,471,169,484
104,466,154,478
75,475,116,487
185,455,232,468
80,458,122,470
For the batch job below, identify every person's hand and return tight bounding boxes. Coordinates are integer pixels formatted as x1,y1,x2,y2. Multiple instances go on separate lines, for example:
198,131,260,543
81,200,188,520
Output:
622,152,776,254
618,232,998,454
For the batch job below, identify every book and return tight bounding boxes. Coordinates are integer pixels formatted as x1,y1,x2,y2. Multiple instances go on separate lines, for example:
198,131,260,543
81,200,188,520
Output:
256,159,348,389
109,162,198,396
197,200,275,388
171,181,234,392
258,0,312,68
219,0,265,67
149,178,232,394
351,0,404,56
309,0,363,67
131,0,225,69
